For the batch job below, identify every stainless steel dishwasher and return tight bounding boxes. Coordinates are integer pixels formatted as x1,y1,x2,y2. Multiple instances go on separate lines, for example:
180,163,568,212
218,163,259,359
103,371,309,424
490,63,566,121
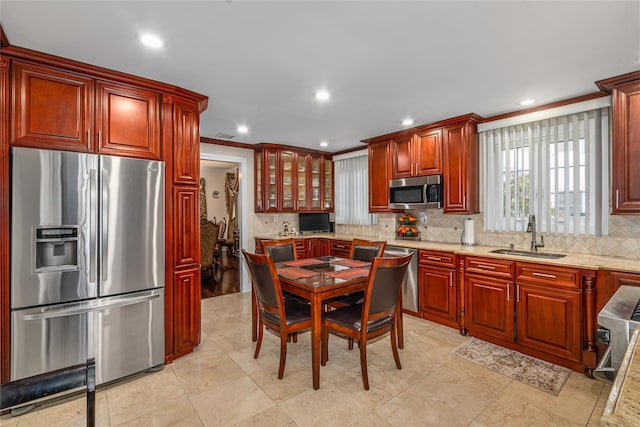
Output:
383,245,418,312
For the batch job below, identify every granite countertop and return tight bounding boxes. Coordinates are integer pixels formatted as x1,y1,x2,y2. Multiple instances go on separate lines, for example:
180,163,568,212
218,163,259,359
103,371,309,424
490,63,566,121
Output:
601,327,640,426
254,233,640,273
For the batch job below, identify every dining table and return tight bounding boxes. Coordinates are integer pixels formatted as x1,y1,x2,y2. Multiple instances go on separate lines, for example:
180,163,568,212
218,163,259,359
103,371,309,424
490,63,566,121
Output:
263,256,373,390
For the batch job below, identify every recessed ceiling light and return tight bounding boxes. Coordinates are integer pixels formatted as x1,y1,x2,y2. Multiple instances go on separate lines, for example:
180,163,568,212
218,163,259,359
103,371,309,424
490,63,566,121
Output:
315,90,330,101
402,118,414,126
237,125,249,134
519,99,535,106
140,34,163,48
319,141,329,147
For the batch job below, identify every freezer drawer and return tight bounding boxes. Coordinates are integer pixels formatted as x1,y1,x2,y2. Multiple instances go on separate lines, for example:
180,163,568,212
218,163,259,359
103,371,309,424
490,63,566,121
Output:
96,289,164,385
11,304,89,381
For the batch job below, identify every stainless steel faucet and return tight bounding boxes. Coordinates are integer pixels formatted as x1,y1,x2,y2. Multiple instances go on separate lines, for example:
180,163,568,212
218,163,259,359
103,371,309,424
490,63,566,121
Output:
526,214,545,251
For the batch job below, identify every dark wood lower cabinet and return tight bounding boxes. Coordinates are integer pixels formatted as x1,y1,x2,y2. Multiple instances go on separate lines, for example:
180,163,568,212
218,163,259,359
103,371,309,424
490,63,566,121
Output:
419,264,457,327
465,274,515,343
173,268,201,357
516,282,581,362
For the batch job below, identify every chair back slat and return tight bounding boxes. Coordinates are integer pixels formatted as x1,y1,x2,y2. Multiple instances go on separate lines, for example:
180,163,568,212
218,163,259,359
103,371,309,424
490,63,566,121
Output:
261,238,297,262
350,238,386,262
364,254,412,317
242,251,282,311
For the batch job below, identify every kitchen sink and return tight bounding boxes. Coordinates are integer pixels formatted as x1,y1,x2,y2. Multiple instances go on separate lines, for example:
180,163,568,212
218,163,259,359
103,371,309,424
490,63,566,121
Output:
489,248,566,259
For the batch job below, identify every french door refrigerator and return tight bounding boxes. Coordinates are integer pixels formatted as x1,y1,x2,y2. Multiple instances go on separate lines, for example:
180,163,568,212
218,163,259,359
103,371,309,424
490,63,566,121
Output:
10,147,165,385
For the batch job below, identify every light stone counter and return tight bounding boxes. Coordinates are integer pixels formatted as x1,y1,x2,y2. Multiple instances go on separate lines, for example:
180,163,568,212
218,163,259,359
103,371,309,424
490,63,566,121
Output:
601,327,640,426
254,233,640,273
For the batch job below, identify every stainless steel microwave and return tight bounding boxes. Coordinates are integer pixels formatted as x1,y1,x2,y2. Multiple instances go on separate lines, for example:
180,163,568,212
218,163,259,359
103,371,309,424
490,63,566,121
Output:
389,175,442,209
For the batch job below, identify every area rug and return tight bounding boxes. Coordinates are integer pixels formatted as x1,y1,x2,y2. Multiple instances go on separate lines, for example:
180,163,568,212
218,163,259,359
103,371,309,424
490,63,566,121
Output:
452,337,571,396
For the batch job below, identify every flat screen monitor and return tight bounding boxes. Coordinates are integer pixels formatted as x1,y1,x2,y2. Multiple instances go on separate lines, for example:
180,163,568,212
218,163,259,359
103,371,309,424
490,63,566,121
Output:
298,213,330,233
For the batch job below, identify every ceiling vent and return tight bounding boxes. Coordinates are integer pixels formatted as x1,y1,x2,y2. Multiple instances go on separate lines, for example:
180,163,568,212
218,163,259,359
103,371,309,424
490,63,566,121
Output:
215,132,235,139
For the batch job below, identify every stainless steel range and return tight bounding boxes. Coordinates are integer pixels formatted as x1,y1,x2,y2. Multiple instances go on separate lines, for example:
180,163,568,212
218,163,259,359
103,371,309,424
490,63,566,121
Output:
595,285,640,381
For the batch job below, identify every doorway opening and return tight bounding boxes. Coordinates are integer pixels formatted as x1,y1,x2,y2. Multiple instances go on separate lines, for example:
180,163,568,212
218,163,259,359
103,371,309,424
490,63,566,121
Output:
199,158,241,299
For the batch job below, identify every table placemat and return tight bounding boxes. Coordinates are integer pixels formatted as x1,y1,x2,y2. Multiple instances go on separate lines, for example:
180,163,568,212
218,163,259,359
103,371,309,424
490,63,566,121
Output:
333,259,370,268
280,258,327,267
324,268,370,280
278,267,320,280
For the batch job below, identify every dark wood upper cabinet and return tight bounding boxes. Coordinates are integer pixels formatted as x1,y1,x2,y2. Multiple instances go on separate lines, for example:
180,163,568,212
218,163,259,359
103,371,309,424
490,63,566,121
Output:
253,146,332,213
443,117,480,214
11,61,93,151
391,128,442,178
95,81,160,159
365,114,480,214
597,71,640,214
414,128,443,176
10,61,162,159
368,140,394,212
391,134,414,178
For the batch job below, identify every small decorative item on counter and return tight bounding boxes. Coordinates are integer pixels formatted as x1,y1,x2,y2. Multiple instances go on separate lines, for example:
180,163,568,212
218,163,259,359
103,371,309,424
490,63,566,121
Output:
282,220,290,236
396,213,420,240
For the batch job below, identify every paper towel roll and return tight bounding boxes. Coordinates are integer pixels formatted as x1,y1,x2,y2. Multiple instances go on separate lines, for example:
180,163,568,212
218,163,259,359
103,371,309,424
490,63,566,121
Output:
462,218,475,246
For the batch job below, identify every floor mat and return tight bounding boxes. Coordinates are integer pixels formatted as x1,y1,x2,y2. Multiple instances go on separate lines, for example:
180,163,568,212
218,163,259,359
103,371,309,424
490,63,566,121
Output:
452,337,571,395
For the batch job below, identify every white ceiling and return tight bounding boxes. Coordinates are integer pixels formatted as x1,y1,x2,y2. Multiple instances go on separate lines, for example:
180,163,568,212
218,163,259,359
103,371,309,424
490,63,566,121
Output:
2,1,639,153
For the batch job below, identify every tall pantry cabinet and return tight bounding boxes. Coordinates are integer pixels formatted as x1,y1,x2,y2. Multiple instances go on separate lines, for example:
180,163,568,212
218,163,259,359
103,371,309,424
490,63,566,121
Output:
0,46,208,382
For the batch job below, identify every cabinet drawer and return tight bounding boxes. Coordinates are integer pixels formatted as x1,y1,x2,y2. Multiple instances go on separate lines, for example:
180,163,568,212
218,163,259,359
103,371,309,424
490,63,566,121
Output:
466,257,515,278
419,250,456,268
516,263,579,289
294,239,306,259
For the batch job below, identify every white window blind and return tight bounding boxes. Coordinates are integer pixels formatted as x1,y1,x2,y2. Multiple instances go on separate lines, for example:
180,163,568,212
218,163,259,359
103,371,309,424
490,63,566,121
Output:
482,107,609,236
334,154,375,225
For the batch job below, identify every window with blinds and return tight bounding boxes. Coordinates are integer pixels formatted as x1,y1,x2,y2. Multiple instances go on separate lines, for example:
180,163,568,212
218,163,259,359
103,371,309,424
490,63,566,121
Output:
481,106,609,236
334,153,376,225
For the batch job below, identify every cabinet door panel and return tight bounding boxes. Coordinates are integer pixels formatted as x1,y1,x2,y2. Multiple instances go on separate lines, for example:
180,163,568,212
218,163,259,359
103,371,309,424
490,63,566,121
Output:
11,61,92,150
173,268,201,355
443,122,478,213
415,128,442,176
369,141,393,212
173,187,199,266
465,275,514,342
391,135,414,178
612,83,640,213
96,82,160,159
516,283,581,362
172,101,200,185
419,264,456,325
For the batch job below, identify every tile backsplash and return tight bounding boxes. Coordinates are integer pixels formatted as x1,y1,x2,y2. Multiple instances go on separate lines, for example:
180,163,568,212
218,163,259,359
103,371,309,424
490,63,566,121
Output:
255,211,640,260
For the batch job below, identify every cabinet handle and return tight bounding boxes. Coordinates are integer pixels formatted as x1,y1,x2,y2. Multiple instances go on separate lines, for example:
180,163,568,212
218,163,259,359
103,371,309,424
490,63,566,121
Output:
532,272,556,279
98,130,102,146
477,264,495,270
616,190,619,209
88,128,91,146
516,284,520,302
427,256,442,261
507,283,510,301
336,245,346,249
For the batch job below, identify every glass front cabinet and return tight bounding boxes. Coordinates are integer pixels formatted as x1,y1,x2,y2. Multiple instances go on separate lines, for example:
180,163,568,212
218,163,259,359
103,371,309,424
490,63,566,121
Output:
254,146,333,213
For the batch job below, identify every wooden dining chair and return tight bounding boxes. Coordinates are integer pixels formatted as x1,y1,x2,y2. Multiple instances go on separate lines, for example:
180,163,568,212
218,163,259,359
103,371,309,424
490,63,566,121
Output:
242,250,312,379
325,238,387,311
200,220,220,281
260,238,298,262
321,254,412,390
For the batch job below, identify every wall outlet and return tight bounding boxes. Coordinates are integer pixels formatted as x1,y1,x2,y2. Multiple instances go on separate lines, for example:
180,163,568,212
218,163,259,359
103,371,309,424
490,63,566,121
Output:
420,213,427,224
274,214,279,222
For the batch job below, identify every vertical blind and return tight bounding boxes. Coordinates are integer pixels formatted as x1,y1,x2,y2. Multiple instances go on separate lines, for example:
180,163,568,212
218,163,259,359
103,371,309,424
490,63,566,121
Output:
482,107,609,236
334,154,375,225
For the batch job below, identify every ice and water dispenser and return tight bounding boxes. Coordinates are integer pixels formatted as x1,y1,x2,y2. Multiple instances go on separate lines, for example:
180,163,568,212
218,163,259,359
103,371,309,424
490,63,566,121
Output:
34,226,79,271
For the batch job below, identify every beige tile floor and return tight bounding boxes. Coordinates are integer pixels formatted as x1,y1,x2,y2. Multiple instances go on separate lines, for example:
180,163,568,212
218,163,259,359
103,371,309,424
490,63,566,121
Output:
1,292,611,426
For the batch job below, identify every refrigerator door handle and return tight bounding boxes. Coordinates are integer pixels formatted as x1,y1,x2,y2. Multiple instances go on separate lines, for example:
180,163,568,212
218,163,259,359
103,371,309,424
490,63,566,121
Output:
89,168,98,283
22,293,161,320
101,168,109,283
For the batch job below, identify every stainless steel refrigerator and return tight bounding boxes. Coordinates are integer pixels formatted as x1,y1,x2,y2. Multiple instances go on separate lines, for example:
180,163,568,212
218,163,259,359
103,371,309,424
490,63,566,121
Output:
10,147,165,385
